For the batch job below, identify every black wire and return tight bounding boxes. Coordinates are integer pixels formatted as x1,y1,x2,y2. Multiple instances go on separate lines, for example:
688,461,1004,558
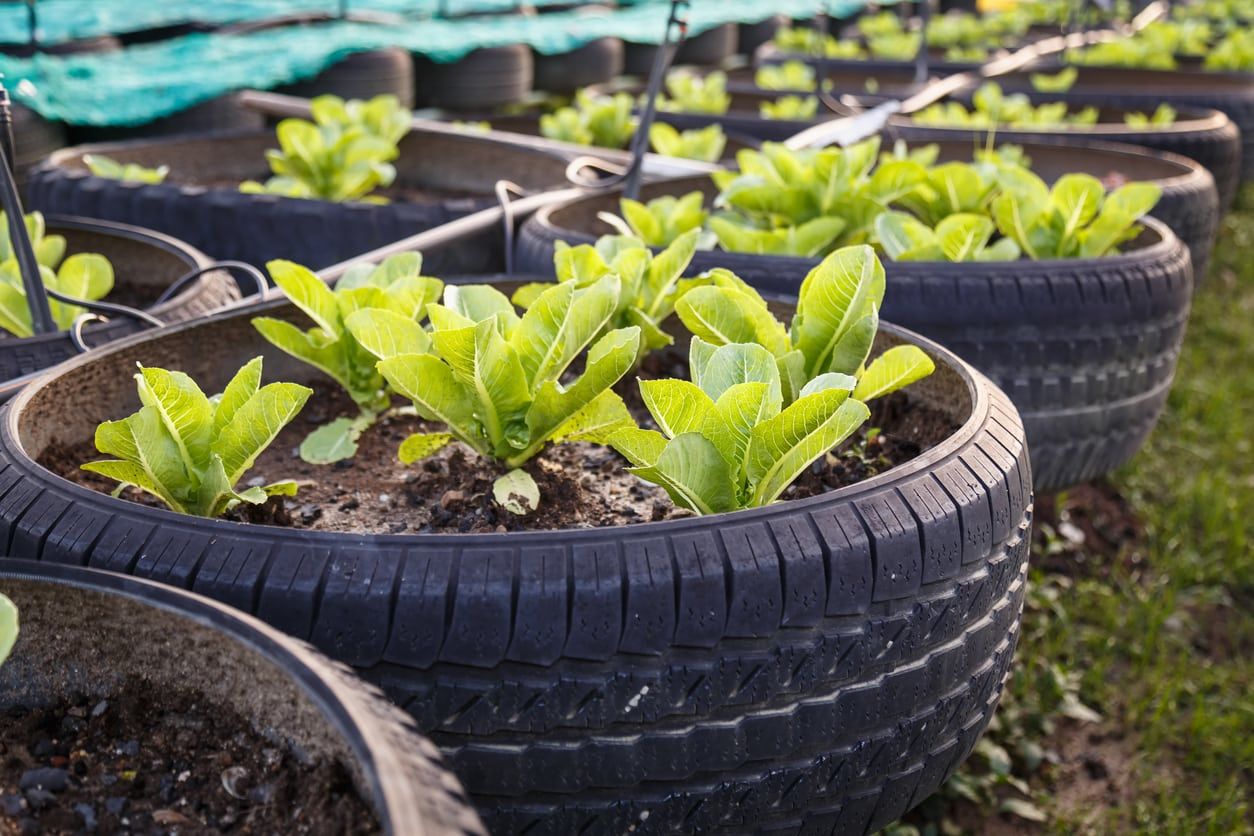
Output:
45,289,165,329
153,260,267,306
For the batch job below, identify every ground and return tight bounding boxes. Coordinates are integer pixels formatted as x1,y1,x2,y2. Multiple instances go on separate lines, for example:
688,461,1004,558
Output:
896,190,1254,835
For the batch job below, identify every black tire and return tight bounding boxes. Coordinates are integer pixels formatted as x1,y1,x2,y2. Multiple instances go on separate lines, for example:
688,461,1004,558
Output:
738,15,790,57
276,47,417,108
990,67,1254,184
896,103,1243,213
0,295,1033,835
26,128,574,271
67,94,266,145
886,129,1222,279
0,215,241,386
517,183,1193,494
533,37,624,94
624,23,740,75
1,561,486,836
414,45,534,111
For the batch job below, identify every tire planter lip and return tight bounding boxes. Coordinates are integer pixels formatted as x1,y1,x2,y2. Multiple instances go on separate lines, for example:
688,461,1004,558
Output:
888,102,1233,142
3,294,989,542
0,558,484,836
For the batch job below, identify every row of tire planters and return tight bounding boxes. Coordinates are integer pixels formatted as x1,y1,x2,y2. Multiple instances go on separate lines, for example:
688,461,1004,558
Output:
622,22,741,76
885,120,1225,277
0,560,485,835
516,139,1196,494
989,66,1254,185
0,268,1033,833
582,78,855,143
754,41,987,78
888,97,1242,217
25,127,576,273
0,215,241,387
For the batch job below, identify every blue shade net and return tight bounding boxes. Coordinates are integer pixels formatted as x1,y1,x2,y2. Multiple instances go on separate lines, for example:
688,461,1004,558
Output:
0,0,866,126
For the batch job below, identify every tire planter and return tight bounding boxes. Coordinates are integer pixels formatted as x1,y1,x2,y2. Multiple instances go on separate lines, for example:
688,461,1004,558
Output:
895,99,1242,213
516,167,1194,494
12,103,66,180
754,42,983,78
886,128,1223,277
623,23,739,75
26,128,576,272
0,215,241,386
0,289,1032,834
0,560,486,836
988,67,1254,183
532,37,624,94
414,45,534,111
738,15,790,57
67,94,266,145
275,47,417,108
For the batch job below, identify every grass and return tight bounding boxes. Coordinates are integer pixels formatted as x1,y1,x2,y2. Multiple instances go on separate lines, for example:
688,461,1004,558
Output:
899,193,1254,835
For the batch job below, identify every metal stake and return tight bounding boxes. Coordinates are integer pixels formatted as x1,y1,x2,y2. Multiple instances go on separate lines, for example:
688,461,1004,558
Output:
622,0,690,202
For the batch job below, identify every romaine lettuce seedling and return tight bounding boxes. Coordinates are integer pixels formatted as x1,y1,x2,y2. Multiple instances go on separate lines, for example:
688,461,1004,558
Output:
240,95,412,203
759,95,820,120
648,122,727,163
659,71,730,115
512,230,702,357
675,245,935,403
875,211,1022,261
1123,104,1177,128
991,172,1161,259
253,255,442,463
754,61,817,91
1,210,66,269
83,358,311,518
0,255,113,337
600,191,707,247
84,154,169,184
610,340,871,514
345,279,642,509
540,91,636,149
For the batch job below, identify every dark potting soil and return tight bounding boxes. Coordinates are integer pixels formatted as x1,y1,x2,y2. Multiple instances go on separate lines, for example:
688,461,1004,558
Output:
0,682,378,836
43,369,957,534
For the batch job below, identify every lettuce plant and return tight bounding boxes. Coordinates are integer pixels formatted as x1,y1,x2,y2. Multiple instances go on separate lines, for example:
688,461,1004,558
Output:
1123,104,1177,128
857,11,905,39
708,216,845,257
616,245,934,514
944,45,989,61
84,154,169,184
868,32,922,60
540,91,636,149
1205,29,1254,70
309,93,411,145
991,172,1162,259
875,211,1022,261
754,61,817,91
1,210,65,268
253,255,442,462
892,160,1000,226
1030,67,1078,93
344,279,642,508
240,116,403,203
83,359,310,518
659,71,730,116
711,137,927,251
0,593,14,667
675,245,935,403
648,122,726,163
773,26,866,58
512,230,701,357
760,95,819,120
0,210,115,336
599,191,706,247
912,83,1099,129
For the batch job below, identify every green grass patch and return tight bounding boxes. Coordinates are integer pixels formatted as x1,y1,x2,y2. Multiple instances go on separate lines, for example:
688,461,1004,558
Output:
900,198,1254,835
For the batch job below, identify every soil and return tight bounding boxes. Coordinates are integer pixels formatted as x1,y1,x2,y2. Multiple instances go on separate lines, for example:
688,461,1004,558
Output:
0,682,378,836
42,356,957,534
1032,480,1147,579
